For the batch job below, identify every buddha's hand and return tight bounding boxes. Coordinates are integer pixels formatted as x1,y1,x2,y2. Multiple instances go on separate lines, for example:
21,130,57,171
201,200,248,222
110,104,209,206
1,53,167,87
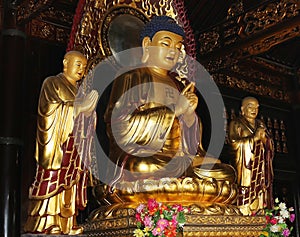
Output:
74,90,99,117
183,91,198,115
254,127,267,143
175,82,197,116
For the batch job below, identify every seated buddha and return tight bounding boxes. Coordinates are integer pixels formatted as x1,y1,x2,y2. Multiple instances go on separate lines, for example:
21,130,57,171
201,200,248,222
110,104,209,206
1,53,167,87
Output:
99,16,237,207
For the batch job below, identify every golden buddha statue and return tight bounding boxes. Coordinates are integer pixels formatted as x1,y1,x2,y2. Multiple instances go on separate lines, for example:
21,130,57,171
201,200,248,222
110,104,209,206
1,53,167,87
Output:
228,96,274,216
24,51,99,235
97,16,237,208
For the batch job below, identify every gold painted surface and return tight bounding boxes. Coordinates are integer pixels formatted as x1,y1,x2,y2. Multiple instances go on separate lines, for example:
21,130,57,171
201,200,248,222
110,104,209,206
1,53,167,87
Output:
102,176,238,205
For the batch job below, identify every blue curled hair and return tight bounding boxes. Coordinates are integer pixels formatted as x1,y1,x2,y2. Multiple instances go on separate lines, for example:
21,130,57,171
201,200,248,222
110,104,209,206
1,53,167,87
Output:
140,15,185,42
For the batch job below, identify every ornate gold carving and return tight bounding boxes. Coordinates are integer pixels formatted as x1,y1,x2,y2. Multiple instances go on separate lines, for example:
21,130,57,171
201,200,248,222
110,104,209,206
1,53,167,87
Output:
81,206,265,237
98,5,148,60
252,57,295,76
204,52,241,73
243,0,299,35
198,0,299,58
17,0,53,23
72,0,182,67
198,29,220,53
28,19,70,43
213,73,292,103
227,1,244,19
246,25,300,55
229,63,290,87
39,7,74,26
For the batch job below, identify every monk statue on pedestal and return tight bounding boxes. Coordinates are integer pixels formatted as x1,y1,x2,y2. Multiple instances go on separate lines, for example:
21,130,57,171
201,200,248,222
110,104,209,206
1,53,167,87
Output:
228,96,274,215
99,16,237,207
24,51,99,235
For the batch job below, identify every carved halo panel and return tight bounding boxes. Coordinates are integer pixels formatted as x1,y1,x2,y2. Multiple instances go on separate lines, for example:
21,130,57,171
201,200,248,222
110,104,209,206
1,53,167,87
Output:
99,5,149,67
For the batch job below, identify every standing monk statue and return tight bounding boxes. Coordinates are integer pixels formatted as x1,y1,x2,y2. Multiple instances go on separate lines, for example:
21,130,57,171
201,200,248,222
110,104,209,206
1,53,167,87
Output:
228,96,274,215
24,51,99,234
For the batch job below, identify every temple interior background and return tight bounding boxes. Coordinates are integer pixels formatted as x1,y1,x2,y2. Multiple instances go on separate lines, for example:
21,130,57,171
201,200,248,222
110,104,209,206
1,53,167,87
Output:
0,0,299,236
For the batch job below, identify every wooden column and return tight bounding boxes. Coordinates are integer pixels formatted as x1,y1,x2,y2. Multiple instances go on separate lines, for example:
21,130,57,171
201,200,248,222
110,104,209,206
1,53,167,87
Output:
0,1,25,236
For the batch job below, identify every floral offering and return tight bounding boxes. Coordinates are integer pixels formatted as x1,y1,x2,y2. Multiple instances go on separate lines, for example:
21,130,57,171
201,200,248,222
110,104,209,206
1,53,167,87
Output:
134,198,189,237
260,198,295,237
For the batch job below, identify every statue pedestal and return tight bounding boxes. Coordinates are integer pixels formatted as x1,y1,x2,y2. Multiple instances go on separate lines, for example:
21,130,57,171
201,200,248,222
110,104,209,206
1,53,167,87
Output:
81,205,265,237
22,234,88,237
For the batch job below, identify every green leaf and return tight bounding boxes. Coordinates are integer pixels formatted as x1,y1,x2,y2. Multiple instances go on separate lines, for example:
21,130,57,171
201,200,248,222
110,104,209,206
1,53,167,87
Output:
163,210,173,220
177,212,186,224
136,221,142,228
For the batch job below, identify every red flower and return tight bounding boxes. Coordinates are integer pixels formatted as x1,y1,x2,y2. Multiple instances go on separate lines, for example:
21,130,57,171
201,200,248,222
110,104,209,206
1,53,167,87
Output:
270,218,278,225
172,204,184,212
265,215,271,223
165,226,177,237
160,204,168,214
135,213,142,222
147,198,159,215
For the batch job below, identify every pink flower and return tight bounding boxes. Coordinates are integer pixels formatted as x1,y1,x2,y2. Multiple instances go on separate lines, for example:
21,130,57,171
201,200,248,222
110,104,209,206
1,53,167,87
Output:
152,227,163,236
144,215,153,228
136,204,145,213
282,228,290,237
290,213,295,222
157,218,169,230
171,215,178,227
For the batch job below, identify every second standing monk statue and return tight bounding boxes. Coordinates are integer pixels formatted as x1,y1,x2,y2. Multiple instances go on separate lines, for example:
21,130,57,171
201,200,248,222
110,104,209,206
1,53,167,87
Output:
228,96,274,216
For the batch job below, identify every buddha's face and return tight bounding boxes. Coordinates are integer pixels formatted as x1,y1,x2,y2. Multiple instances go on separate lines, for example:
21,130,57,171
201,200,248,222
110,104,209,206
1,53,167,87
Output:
63,52,87,84
241,99,259,120
144,30,183,72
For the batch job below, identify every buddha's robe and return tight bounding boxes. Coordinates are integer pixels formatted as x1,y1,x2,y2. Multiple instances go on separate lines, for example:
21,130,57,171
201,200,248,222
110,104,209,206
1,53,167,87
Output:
104,67,235,186
229,116,274,215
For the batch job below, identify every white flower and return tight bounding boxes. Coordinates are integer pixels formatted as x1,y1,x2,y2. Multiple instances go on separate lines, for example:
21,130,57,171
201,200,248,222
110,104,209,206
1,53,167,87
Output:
276,216,285,223
289,207,294,212
280,209,290,219
270,224,281,232
275,198,279,203
279,202,287,210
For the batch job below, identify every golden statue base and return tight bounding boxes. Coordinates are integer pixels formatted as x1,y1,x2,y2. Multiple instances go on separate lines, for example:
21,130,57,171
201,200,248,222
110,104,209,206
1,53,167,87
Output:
81,203,265,237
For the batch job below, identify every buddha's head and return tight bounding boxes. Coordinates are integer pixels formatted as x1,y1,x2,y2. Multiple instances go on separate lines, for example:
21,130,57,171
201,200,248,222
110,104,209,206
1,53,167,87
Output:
63,50,87,85
140,16,185,73
241,96,259,121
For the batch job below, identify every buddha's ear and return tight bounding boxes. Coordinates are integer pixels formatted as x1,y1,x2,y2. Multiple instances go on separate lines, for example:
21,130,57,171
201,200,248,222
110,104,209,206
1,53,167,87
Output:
63,58,68,71
141,37,151,63
241,105,245,115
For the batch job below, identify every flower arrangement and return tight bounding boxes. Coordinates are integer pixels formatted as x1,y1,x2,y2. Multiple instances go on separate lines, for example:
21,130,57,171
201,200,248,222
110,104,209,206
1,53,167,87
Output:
260,198,296,237
134,198,189,237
